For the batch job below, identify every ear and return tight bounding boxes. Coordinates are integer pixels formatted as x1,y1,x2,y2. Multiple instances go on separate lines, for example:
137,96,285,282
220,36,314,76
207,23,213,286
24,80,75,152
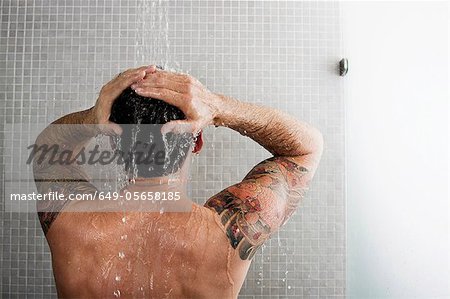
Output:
109,135,117,151
192,130,203,154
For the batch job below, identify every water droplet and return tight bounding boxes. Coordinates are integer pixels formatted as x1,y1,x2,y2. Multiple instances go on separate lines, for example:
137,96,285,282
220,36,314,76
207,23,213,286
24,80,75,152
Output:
120,234,127,241
122,216,127,223
288,285,292,290
113,290,121,297
118,252,125,259
168,176,178,185
115,275,121,282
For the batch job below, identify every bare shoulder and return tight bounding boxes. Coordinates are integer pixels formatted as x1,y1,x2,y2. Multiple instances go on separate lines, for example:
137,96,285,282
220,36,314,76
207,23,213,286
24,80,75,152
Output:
205,154,320,260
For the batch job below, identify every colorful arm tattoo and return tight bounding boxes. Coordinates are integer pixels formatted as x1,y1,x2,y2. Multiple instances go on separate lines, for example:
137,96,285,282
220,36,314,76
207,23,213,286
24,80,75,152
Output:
205,156,311,260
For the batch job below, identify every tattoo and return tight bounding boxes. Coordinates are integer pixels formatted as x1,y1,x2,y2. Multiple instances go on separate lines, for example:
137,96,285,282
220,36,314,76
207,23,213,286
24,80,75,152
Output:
37,211,59,235
35,177,98,235
206,189,267,259
36,180,96,235
205,156,310,260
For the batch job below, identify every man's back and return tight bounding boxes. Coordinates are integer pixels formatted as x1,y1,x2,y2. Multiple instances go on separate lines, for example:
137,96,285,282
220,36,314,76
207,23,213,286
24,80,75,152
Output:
47,203,251,298
34,66,323,298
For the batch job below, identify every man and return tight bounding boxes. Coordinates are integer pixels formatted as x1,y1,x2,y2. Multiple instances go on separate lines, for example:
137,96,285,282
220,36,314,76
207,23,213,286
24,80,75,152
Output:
33,65,323,298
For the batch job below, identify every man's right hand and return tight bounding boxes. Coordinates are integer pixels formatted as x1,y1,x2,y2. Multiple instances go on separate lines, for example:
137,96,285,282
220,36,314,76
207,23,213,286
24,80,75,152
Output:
130,67,224,134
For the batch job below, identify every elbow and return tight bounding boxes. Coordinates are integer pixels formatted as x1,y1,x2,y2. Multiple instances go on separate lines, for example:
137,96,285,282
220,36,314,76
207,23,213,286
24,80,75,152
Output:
301,126,324,157
313,129,324,156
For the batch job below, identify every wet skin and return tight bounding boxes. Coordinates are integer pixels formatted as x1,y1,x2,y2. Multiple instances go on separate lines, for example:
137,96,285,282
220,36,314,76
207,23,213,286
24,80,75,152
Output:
34,66,323,298
40,153,315,298
47,198,250,298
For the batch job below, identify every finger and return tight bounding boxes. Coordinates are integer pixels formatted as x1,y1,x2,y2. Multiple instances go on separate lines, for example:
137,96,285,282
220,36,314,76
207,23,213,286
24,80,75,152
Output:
134,86,187,108
102,66,148,102
96,121,123,136
152,68,197,84
145,65,157,74
115,66,148,87
121,65,153,76
161,120,197,135
107,121,123,135
131,78,191,95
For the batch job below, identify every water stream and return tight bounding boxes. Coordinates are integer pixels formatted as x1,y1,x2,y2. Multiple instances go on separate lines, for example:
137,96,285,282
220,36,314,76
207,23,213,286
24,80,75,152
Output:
94,0,261,296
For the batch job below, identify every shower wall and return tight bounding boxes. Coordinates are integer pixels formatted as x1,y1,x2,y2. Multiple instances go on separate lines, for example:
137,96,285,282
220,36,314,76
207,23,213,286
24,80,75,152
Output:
0,0,345,298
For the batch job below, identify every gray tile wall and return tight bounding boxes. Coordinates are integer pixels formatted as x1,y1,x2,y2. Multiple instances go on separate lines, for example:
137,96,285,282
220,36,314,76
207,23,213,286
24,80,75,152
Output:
0,0,345,298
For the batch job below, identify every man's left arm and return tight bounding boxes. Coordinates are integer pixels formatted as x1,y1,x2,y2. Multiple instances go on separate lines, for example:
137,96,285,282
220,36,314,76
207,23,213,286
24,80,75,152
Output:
34,66,150,235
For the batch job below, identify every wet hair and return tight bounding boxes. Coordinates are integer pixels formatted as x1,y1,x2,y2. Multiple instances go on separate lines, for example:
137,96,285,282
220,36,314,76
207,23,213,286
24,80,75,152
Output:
109,87,192,178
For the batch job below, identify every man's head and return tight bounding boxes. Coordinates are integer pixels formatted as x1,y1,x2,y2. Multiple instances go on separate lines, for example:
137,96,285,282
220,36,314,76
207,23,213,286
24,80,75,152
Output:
109,87,195,178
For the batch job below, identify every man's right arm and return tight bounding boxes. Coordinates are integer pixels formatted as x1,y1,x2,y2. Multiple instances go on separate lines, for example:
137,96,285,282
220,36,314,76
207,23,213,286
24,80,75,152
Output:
213,94,323,158
204,95,323,259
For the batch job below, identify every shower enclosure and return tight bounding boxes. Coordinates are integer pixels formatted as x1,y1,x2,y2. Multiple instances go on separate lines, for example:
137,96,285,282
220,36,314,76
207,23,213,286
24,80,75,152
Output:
0,1,345,297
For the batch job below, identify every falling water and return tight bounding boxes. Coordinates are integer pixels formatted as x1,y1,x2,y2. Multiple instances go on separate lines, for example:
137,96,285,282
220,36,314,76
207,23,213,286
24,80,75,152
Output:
136,0,171,68
108,1,196,296
130,121,141,182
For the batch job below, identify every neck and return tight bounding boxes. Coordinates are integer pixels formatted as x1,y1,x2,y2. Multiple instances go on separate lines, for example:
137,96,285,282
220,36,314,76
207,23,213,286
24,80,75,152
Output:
127,175,189,198
117,175,193,212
